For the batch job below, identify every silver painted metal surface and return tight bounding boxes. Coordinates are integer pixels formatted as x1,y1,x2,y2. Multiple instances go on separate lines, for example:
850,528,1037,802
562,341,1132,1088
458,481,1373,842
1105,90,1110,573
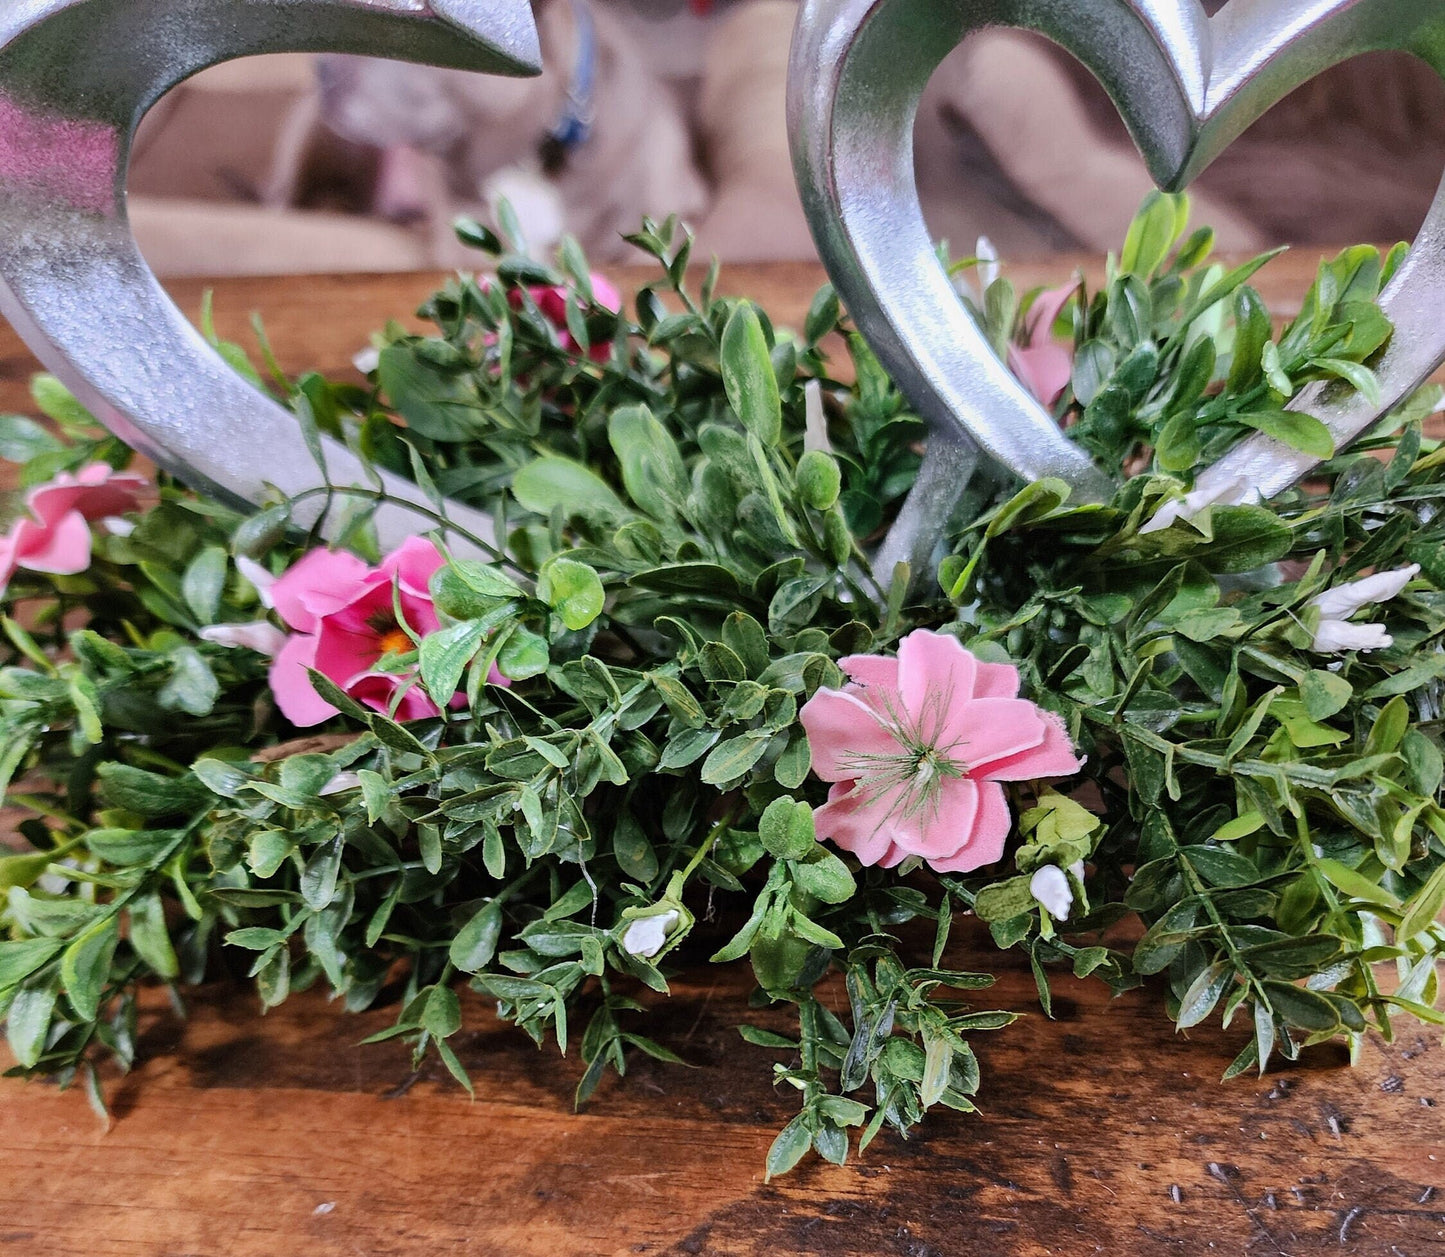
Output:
789,0,1445,576
0,0,541,551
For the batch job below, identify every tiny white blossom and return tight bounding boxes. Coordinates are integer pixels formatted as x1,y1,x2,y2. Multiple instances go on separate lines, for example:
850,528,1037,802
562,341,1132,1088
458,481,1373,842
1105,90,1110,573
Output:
621,909,679,959
352,346,381,375
975,236,1000,291
1311,619,1393,654
319,771,362,796
101,516,135,537
199,621,287,657
803,380,832,454
1139,474,1258,535
1030,866,1073,922
236,555,276,609
1308,564,1419,619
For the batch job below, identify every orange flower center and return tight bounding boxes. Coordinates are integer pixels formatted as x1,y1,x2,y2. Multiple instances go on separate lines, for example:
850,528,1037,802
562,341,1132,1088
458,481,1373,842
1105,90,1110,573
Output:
377,627,413,656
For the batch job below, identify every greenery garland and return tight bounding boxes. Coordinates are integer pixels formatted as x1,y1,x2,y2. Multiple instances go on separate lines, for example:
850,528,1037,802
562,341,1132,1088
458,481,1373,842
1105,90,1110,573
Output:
1,196,1442,1177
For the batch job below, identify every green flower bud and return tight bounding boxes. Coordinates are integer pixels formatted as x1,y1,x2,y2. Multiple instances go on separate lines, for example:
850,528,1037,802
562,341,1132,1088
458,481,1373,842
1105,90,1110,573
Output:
796,450,842,511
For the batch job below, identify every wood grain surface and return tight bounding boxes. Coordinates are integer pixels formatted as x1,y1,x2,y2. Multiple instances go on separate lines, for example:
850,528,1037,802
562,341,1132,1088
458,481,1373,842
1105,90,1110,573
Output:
2,258,1443,1257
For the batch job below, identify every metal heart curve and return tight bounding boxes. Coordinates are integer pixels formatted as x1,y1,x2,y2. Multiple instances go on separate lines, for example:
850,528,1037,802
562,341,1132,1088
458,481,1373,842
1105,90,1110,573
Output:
789,0,1445,579
0,0,542,551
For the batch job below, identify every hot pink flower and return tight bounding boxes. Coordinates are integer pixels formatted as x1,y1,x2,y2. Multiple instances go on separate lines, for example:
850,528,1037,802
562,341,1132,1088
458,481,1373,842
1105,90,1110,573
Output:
267,537,507,727
504,274,622,362
1008,283,1079,408
0,462,147,590
799,630,1082,873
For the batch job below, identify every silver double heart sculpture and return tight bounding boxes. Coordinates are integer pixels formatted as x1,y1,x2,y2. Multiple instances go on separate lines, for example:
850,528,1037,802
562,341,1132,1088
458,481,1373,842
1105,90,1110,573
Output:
0,0,1442,569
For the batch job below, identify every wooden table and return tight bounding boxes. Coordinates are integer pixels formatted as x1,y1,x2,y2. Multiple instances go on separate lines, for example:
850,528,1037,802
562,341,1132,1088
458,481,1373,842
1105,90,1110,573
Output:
2,257,1443,1257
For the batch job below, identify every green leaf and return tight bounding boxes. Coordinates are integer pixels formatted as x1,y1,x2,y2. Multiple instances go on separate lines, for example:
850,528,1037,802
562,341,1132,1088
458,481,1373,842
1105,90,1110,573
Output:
1398,863,1445,942
1315,858,1400,910
1312,357,1381,407
61,916,120,1022
721,303,781,445
1176,960,1231,1029
181,546,228,624
512,455,627,524
538,558,606,631
450,901,503,973
300,835,345,911
1261,981,1340,1034
496,626,548,681
700,734,768,786
791,851,856,904
607,405,689,520
0,938,64,990
5,985,57,1068
128,894,179,979
759,797,816,860
1237,410,1334,459
419,619,486,705
1183,845,1259,889
1121,191,1182,277
1300,670,1352,722
765,1114,813,1181
377,344,482,441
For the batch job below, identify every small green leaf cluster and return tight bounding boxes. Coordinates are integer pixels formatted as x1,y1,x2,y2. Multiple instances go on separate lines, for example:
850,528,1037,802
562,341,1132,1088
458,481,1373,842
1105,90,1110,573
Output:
964,190,1401,475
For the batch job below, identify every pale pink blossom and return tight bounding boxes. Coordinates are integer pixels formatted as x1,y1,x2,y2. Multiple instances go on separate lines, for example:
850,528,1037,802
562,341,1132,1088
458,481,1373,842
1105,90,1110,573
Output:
0,462,146,589
1008,284,1078,408
267,537,507,727
799,630,1082,873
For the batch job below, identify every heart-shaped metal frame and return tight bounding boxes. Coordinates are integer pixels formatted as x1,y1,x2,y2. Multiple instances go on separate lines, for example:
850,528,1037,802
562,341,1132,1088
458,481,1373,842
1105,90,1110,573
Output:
0,0,541,551
789,0,1445,579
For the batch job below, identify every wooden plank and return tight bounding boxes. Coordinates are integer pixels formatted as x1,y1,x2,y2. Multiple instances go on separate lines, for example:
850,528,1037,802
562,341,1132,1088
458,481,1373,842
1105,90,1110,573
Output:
2,258,1443,1255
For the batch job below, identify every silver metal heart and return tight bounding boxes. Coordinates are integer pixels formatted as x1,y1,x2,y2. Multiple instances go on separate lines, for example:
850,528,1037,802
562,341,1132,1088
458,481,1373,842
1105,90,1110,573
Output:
0,1,541,552
789,0,1445,580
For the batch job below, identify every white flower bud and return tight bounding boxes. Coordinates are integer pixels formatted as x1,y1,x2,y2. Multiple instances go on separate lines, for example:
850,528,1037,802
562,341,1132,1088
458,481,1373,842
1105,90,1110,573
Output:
235,555,277,609
1139,474,1258,535
803,380,832,454
1308,564,1419,619
1030,865,1073,922
198,621,287,657
318,771,362,796
621,909,679,959
1310,619,1393,654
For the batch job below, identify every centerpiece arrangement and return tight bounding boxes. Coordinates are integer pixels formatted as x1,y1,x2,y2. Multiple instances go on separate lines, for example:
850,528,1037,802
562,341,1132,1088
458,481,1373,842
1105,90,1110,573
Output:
2,197,1443,1176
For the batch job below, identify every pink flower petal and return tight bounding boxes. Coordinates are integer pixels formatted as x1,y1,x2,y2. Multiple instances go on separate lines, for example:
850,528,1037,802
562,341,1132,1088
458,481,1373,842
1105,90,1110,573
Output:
1023,283,1079,347
379,536,446,596
1008,343,1074,407
348,672,442,722
888,775,983,863
897,630,979,743
971,659,1021,700
270,547,372,634
927,781,1012,872
931,695,1045,775
25,464,146,528
313,618,389,687
268,633,338,727
9,510,93,574
798,686,900,782
814,778,924,868
838,652,899,692
978,709,1083,781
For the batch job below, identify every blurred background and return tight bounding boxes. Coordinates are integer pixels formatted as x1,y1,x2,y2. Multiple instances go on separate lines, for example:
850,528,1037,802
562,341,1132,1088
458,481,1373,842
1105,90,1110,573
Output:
126,0,1445,278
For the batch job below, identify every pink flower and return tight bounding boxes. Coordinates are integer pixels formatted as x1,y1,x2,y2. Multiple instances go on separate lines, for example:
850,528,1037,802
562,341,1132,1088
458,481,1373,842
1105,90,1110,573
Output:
1008,283,1079,408
267,537,507,727
0,462,147,589
799,630,1082,873
504,274,622,362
